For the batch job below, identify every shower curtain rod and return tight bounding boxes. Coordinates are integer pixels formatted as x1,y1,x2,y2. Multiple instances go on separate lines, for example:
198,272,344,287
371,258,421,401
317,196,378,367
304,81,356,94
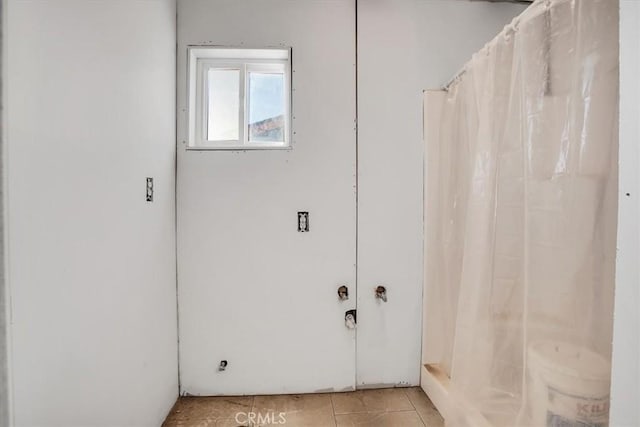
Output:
443,69,467,91
442,0,556,92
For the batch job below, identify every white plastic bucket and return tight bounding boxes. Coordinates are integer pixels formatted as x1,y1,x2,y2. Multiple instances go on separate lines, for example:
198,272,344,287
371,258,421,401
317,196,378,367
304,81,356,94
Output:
527,341,611,427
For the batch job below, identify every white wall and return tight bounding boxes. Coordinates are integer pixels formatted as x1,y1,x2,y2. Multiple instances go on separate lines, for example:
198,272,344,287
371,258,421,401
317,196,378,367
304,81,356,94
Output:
176,0,358,396
6,1,178,426
356,0,527,387
610,1,640,425
0,0,8,423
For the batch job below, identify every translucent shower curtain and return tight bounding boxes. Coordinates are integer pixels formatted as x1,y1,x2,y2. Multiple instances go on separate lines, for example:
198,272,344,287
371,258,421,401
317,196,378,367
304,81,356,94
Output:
426,0,619,426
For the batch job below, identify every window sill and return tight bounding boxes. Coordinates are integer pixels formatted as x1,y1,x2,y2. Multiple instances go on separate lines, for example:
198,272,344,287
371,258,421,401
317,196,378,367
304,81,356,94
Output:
185,145,292,151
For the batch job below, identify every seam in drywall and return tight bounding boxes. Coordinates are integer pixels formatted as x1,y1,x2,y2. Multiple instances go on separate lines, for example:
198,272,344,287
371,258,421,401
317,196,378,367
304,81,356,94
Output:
174,1,182,395
420,91,425,372
354,0,359,390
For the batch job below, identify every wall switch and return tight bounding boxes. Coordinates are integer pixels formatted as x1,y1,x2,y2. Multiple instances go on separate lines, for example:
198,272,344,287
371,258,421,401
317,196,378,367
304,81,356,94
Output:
146,178,153,202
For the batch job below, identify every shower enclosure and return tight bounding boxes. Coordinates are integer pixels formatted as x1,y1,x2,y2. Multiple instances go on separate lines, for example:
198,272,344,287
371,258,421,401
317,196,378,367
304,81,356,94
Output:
422,0,619,426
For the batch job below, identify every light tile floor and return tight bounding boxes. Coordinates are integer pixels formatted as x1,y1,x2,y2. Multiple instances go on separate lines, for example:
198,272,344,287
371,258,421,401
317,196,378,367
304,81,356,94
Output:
163,387,444,427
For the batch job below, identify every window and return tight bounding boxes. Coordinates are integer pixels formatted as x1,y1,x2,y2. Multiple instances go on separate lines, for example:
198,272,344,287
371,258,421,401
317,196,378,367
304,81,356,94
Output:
188,47,291,149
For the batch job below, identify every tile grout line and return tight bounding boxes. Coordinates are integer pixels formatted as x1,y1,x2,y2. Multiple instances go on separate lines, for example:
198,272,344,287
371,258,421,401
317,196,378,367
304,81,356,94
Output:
330,393,338,427
403,388,429,427
404,387,418,411
332,409,427,427
402,388,418,411
352,409,420,414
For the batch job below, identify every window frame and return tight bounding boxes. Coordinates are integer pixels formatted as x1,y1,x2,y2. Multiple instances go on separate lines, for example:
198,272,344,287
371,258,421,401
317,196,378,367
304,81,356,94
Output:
187,47,292,150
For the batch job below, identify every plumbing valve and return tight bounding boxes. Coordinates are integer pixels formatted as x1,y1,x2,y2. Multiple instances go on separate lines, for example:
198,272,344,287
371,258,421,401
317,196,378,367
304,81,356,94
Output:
375,286,387,302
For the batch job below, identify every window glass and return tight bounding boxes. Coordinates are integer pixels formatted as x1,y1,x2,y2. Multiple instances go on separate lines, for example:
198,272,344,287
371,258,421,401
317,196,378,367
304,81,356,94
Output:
207,69,240,141
248,72,286,143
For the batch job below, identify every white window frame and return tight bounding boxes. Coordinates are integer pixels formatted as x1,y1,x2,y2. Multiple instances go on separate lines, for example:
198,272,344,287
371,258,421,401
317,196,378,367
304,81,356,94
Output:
187,47,292,150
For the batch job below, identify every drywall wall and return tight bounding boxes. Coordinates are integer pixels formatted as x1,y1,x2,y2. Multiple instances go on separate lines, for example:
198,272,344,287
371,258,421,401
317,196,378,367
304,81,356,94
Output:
356,0,527,387
5,1,178,425
0,0,8,423
176,0,357,395
610,1,640,425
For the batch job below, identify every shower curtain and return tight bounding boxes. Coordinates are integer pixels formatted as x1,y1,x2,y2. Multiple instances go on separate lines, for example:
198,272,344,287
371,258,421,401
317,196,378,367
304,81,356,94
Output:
426,0,619,426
